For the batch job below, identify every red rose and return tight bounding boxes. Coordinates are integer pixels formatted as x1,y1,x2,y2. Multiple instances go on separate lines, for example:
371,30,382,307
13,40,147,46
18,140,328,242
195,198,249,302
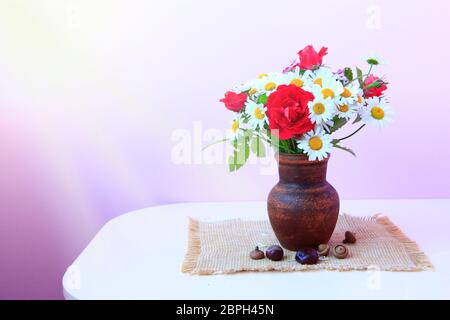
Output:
220,91,247,112
298,45,328,70
363,74,387,98
266,85,314,140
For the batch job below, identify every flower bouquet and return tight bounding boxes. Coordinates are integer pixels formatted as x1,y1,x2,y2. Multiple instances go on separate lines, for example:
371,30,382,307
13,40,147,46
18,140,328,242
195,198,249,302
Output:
219,45,391,171
218,45,392,250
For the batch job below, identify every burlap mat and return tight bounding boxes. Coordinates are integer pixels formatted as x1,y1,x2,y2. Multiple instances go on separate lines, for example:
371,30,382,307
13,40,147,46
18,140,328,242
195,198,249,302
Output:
182,214,433,274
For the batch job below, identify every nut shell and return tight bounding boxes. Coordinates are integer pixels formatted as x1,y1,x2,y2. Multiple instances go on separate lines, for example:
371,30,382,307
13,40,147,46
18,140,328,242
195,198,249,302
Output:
344,231,356,244
295,248,319,265
317,244,330,256
333,244,349,259
249,247,265,260
265,245,284,261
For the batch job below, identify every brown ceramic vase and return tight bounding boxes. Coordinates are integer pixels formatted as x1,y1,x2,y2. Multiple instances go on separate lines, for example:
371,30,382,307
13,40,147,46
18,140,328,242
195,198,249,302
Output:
267,153,340,251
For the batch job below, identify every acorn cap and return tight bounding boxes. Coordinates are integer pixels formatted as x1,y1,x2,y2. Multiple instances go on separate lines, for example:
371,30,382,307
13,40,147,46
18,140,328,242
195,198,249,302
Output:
317,244,330,256
333,244,349,259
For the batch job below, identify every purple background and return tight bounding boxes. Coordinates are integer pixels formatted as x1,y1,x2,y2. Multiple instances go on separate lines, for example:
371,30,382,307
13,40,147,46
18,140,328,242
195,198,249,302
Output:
1,0,450,299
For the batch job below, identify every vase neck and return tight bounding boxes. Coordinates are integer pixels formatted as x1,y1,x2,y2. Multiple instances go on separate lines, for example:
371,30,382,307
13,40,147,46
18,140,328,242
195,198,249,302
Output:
277,153,328,184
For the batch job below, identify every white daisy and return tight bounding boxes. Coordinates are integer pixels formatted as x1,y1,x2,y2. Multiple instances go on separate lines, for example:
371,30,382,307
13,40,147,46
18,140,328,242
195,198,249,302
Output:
361,97,393,127
281,66,312,89
232,77,260,95
253,72,283,96
335,102,358,120
308,67,335,88
297,128,332,161
232,83,251,94
228,116,243,141
354,89,365,108
352,90,366,120
245,100,268,130
311,77,344,105
308,95,335,124
339,83,360,105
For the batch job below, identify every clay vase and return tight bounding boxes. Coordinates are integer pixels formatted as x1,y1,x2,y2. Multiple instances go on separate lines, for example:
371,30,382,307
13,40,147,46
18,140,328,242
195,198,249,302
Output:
267,153,340,251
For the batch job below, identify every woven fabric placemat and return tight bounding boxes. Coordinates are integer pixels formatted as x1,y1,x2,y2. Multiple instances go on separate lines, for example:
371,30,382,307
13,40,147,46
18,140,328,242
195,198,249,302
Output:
182,214,433,274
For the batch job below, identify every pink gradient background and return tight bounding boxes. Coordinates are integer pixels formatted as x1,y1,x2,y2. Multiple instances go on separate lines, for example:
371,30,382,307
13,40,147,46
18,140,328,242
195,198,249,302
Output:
1,0,449,299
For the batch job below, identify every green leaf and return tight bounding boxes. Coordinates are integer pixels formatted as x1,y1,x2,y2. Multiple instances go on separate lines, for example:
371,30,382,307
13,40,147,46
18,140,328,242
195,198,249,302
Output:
366,58,379,66
333,143,356,157
228,150,246,172
365,79,385,89
228,134,250,172
240,113,250,124
228,153,237,172
356,67,363,87
257,93,268,105
251,135,266,157
328,116,348,134
344,67,353,82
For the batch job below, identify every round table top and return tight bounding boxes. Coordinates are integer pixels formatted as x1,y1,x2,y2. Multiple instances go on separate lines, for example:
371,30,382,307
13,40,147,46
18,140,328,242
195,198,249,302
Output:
62,199,450,299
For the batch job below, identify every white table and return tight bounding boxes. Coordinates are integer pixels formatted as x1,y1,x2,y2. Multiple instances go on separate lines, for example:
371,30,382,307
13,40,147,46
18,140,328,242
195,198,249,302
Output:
62,199,450,300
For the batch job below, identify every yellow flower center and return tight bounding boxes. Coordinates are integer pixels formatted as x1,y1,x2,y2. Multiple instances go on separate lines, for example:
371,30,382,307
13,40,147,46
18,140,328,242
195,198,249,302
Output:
290,78,303,87
264,82,276,91
341,87,352,98
371,107,385,120
231,120,239,133
321,88,335,99
357,95,363,104
258,73,268,79
309,136,323,151
313,103,325,115
314,78,323,87
249,88,257,95
338,104,349,112
254,108,265,120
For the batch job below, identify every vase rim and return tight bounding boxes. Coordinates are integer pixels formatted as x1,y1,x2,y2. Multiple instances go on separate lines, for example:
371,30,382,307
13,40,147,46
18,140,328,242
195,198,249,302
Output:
276,152,330,163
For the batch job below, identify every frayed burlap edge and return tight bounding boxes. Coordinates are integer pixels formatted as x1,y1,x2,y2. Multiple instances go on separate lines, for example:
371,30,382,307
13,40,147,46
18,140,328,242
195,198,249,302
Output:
181,217,201,273
181,214,434,274
373,213,434,271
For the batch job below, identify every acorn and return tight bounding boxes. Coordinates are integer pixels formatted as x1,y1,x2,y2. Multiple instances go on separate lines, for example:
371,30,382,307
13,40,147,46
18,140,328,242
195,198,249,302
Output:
265,245,284,261
343,231,356,244
249,246,265,260
333,244,349,259
317,244,330,257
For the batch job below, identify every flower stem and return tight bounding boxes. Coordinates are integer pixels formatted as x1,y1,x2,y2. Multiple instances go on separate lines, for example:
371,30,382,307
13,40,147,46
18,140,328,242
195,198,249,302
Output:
202,138,230,151
255,133,272,145
289,139,297,152
333,124,366,143
364,65,373,83
345,73,369,86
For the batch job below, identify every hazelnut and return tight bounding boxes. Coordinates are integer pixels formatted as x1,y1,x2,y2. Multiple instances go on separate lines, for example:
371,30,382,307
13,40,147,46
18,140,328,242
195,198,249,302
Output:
295,248,319,265
343,231,356,244
265,245,284,261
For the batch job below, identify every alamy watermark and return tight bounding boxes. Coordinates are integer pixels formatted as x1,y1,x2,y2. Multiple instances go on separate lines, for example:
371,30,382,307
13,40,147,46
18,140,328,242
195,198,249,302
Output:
366,4,382,30
170,121,278,175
